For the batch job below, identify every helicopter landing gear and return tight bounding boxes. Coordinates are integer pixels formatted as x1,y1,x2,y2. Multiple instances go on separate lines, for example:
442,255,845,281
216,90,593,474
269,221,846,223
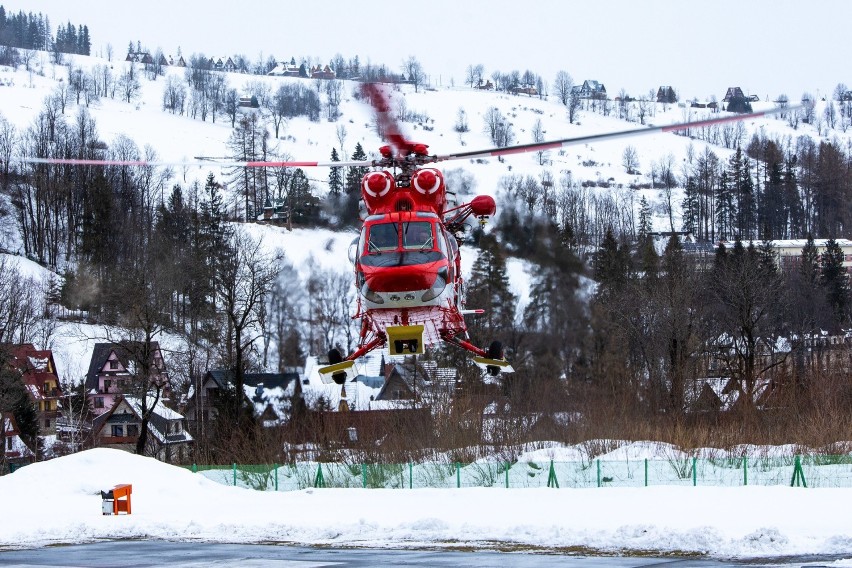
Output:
485,341,503,377
327,348,347,384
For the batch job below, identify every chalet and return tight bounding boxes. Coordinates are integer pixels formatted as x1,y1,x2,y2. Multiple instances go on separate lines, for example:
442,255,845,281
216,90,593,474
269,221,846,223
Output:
212,56,236,72
510,86,538,96
656,86,677,104
6,344,63,435
2,412,34,465
257,198,289,224
184,369,301,432
374,359,456,405
722,87,745,102
93,395,192,463
573,80,607,100
169,55,187,67
85,342,169,416
310,65,336,80
476,79,494,90
690,100,718,109
267,61,301,77
125,51,154,65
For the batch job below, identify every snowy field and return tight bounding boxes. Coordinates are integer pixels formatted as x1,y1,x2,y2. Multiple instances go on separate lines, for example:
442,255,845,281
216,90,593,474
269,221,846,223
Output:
2,448,852,559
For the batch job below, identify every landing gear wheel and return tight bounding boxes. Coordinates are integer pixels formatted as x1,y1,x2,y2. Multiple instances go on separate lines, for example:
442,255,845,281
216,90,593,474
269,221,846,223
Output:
328,348,347,384
486,340,503,376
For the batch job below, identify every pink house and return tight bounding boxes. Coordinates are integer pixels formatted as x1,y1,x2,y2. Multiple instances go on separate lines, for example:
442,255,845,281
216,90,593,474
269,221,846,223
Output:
85,342,169,416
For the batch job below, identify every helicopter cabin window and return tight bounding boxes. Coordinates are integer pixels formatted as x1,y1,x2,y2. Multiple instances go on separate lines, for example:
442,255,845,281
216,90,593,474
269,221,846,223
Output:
368,223,398,252
403,222,433,250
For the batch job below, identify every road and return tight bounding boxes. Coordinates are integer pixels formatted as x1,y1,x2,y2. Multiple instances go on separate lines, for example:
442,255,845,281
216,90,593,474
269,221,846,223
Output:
0,541,844,567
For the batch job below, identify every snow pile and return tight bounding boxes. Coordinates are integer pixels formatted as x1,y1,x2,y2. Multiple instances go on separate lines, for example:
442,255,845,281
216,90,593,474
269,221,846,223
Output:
2,448,852,558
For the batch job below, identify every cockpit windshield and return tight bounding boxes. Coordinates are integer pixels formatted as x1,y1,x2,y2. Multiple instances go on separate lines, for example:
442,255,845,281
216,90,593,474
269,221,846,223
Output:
368,221,434,253
368,223,399,252
403,222,433,250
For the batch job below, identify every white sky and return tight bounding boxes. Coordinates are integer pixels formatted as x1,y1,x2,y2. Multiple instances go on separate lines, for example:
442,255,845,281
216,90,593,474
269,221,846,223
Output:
8,0,852,101
2,446,852,558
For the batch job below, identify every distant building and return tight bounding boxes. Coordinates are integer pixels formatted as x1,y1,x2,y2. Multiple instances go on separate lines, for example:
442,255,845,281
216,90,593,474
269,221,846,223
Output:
656,85,677,103
93,395,192,463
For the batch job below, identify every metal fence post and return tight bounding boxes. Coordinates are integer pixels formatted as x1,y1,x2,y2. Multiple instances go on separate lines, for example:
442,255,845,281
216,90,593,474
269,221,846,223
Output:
409,462,413,489
192,463,197,473
644,458,648,487
456,462,460,488
505,461,510,488
274,463,278,491
233,463,237,486
743,456,748,486
692,457,697,486
362,464,367,488
596,459,601,487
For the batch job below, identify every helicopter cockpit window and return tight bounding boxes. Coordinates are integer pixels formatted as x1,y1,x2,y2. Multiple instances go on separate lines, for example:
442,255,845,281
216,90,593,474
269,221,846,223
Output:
403,222,433,250
368,223,398,253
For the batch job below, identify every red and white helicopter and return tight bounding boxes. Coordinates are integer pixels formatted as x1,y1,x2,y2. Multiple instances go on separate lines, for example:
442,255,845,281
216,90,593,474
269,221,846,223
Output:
22,83,797,382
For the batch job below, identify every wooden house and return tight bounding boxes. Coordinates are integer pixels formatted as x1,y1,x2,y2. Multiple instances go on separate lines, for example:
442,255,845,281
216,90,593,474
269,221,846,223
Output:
310,65,336,79
6,344,63,435
85,342,169,416
125,51,154,64
184,369,301,435
93,395,192,463
574,80,607,100
656,85,677,103
722,87,745,102
2,412,34,465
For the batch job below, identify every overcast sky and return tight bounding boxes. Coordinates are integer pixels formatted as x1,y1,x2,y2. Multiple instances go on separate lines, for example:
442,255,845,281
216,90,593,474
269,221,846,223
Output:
9,0,851,100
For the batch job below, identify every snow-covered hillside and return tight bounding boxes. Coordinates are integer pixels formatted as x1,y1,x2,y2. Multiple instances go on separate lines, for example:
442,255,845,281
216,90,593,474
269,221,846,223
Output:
0,50,845,375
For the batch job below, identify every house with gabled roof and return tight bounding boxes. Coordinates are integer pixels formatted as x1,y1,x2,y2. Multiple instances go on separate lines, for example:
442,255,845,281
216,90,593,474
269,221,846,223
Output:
6,344,63,435
573,80,607,100
85,342,168,416
2,412,35,465
310,64,336,80
93,395,192,463
656,85,677,103
722,87,745,102
184,369,302,434
125,51,154,65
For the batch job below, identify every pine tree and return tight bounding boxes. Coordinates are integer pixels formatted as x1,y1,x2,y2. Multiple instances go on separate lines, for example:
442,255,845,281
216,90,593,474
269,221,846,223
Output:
820,238,849,328
681,176,699,235
465,233,516,344
636,196,658,278
328,148,342,196
344,142,368,195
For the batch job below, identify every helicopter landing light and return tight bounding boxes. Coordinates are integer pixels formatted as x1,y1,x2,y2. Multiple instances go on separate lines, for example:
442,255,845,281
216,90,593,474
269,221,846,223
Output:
387,325,425,355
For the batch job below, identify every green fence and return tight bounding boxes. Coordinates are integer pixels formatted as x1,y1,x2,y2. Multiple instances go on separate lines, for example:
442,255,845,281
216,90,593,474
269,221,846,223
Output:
185,454,852,491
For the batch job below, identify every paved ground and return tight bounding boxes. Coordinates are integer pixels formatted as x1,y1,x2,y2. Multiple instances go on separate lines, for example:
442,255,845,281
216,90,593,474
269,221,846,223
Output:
0,541,844,567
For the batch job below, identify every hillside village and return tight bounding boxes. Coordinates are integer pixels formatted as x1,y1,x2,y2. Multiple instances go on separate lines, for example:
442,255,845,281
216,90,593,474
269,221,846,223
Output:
3,6,852,472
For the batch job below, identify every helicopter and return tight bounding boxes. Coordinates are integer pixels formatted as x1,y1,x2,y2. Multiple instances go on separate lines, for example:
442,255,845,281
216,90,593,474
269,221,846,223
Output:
20,83,798,383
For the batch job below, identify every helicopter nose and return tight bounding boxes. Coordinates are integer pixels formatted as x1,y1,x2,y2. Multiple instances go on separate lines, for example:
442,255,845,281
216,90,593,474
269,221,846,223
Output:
365,267,434,293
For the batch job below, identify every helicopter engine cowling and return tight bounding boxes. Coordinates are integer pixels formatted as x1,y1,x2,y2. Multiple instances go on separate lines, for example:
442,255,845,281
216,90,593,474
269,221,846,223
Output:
361,171,395,214
411,168,446,212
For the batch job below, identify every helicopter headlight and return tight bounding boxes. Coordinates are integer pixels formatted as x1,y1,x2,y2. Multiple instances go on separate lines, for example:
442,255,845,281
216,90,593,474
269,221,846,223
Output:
360,282,384,304
421,268,448,301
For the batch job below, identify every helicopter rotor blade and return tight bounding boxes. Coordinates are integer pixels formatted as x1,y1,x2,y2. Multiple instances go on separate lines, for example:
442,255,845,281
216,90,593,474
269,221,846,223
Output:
360,82,415,157
16,156,376,168
434,104,802,163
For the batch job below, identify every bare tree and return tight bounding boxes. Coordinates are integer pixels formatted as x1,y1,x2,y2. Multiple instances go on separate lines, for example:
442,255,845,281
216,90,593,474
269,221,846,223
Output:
402,56,425,93
532,118,546,165
553,70,574,106
622,145,639,175
215,227,282,423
